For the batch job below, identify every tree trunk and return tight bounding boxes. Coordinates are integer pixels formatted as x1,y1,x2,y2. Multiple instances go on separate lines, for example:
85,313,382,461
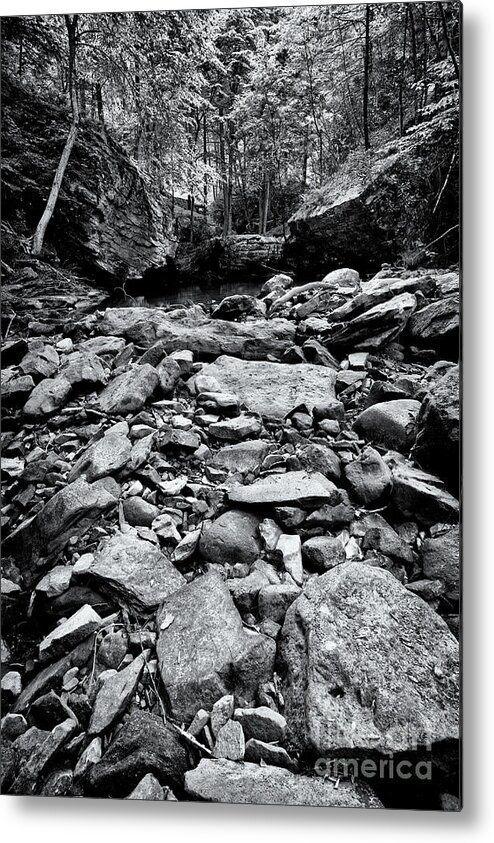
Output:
189,194,195,244
363,4,372,150
438,2,460,79
32,14,80,256
399,9,409,137
203,113,208,218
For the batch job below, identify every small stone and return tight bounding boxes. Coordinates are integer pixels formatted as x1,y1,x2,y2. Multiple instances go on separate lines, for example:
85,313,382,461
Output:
127,773,165,800
199,510,261,566
302,536,346,572
74,736,102,779
123,496,159,527
209,413,262,442
234,706,287,743
244,738,294,769
188,708,210,737
39,604,101,662
213,719,245,761
88,653,146,735
1,671,22,699
210,694,235,737
276,534,303,585
258,583,301,624
344,445,393,505
1,712,28,741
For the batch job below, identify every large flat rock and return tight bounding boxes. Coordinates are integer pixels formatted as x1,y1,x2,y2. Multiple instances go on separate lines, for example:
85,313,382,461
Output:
185,759,383,808
195,355,337,417
228,470,336,508
100,308,295,360
280,561,460,757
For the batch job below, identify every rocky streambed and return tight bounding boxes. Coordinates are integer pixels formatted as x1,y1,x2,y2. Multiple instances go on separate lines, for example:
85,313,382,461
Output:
1,261,460,809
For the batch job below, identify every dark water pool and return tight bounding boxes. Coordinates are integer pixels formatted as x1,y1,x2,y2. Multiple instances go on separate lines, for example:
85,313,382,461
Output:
147,276,265,307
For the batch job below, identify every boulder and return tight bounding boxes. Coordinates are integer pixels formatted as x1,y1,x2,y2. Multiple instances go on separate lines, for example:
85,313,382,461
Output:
88,531,185,614
68,427,132,482
297,443,341,483
280,562,460,757
100,308,295,361
414,365,459,494
422,525,460,598
60,352,106,387
195,355,337,418
122,497,159,527
354,399,421,452
95,364,159,416
407,295,459,354
156,572,275,722
389,460,459,525
185,759,382,807
234,706,286,743
23,375,72,418
87,710,189,797
326,292,417,351
80,336,126,356
258,582,301,624
344,446,393,504
20,343,59,381
211,294,267,321
199,510,262,566
88,653,146,735
1,373,35,405
228,471,336,508
211,440,271,474
301,536,346,572
208,413,263,442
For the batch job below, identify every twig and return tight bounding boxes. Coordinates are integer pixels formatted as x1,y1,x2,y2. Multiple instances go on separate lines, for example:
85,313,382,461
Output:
432,152,457,215
4,311,17,341
170,722,212,756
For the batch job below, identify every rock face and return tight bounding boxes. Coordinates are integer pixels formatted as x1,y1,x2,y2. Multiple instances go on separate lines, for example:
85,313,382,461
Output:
2,77,173,282
280,562,459,757
101,308,295,360
88,531,185,614
185,759,383,808
156,572,275,722
196,355,337,418
414,365,460,494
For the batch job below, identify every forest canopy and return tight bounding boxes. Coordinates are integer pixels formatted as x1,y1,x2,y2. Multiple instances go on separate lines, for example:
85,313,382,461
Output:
1,3,460,250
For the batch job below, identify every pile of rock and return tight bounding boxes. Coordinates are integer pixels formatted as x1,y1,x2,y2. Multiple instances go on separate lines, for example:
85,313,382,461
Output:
1,260,460,809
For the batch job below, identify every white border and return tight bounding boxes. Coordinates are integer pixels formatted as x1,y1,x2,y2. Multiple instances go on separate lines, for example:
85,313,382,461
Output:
1,0,493,839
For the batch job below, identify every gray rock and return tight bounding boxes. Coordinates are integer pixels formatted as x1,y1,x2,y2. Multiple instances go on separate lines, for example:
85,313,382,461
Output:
422,525,460,597
212,294,267,321
228,470,335,508
127,773,165,800
1,671,22,699
10,718,76,795
156,356,182,396
100,307,295,360
199,510,262,566
360,512,413,564
68,427,132,482
327,291,417,351
74,736,102,779
20,342,59,380
276,534,303,585
210,694,235,736
389,461,459,525
156,572,275,722
414,365,459,493
212,440,271,473
280,561,459,757
354,399,421,451
1,373,35,405
1,713,28,742
95,364,159,415
244,738,294,770
35,566,73,599
185,758,382,807
60,351,106,387
80,336,126,356
297,443,341,482
228,570,270,613
209,413,262,442
234,706,286,743
302,536,346,572
88,710,189,797
407,295,459,348
89,653,146,734
344,446,393,504
213,719,245,761
39,604,101,662
89,531,185,614
258,583,301,624
122,496,159,527
23,375,72,417
196,355,337,418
